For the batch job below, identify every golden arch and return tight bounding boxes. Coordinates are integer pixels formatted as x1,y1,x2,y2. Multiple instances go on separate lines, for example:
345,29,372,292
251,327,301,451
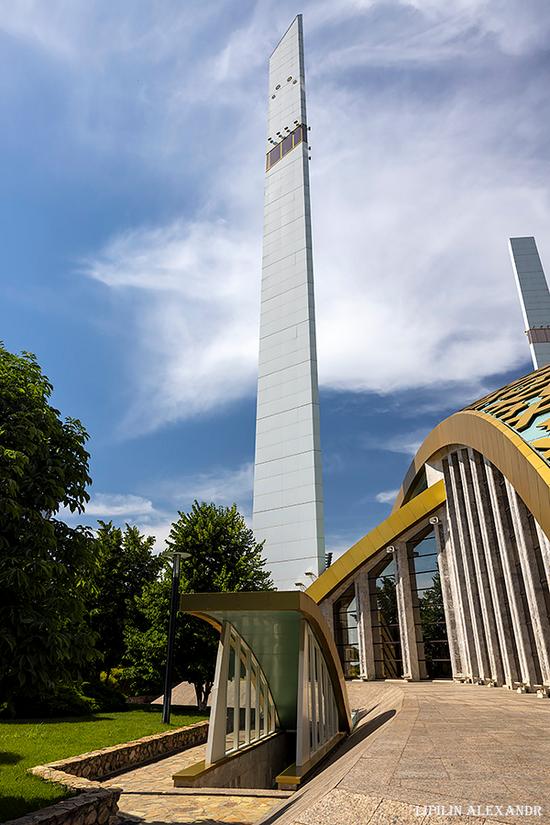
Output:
392,409,550,539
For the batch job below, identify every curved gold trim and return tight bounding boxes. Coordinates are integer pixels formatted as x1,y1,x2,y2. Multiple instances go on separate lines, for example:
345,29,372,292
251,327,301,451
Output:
392,409,550,538
306,480,446,605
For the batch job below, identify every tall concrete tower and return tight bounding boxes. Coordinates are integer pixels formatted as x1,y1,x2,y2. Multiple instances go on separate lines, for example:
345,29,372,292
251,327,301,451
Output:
509,236,550,369
252,16,325,590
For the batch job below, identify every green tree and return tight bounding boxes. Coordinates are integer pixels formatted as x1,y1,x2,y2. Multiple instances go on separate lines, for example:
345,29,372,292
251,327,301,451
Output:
122,501,273,708
122,570,216,708
88,522,162,679
0,345,96,713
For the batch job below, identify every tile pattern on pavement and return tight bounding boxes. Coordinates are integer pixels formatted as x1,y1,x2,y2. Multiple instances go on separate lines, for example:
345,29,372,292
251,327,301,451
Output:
262,681,550,825
101,742,281,824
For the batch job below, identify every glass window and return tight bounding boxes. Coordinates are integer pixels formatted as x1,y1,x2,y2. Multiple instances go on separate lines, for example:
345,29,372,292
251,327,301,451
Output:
293,125,303,145
282,134,293,156
369,557,403,679
408,529,451,679
333,586,360,678
217,625,278,759
267,145,280,169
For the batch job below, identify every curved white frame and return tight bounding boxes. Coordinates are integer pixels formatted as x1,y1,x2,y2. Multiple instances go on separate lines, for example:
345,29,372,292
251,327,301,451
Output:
206,621,278,766
296,619,339,768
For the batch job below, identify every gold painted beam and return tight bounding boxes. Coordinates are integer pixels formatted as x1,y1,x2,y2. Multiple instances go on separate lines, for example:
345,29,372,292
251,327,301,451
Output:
306,480,446,605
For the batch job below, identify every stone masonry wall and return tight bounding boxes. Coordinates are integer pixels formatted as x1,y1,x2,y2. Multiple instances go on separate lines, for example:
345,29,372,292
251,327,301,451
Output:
34,720,209,780
4,721,209,825
2,788,121,825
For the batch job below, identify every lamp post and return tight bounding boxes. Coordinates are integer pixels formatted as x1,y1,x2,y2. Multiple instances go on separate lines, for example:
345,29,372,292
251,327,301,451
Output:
162,550,190,724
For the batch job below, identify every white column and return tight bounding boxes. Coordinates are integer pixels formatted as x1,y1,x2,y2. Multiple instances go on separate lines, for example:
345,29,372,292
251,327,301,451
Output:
356,571,376,680
468,450,519,688
484,460,538,687
443,457,478,680
206,622,232,766
504,480,550,686
232,635,241,750
536,521,550,590
244,647,252,746
457,451,503,684
392,543,422,680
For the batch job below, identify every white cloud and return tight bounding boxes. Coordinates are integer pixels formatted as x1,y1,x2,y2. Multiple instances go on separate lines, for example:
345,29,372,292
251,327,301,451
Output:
132,519,174,555
57,462,254,552
84,221,260,434
375,489,399,504
158,463,254,523
132,463,254,551
0,1,218,63
362,428,428,456
58,0,550,433
84,493,155,517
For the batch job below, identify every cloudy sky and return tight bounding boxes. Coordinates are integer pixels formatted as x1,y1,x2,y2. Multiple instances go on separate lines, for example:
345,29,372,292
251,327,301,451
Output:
2,0,549,563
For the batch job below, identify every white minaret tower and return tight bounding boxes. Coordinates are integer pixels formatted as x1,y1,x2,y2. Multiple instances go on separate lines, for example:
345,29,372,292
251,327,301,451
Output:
509,236,550,369
252,16,324,590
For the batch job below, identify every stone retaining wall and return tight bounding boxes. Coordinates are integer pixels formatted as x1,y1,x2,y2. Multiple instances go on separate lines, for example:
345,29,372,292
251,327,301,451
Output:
4,721,209,825
35,720,209,780
3,789,121,825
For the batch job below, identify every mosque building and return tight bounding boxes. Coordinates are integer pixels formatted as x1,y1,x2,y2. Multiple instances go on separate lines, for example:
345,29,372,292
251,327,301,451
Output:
175,16,550,791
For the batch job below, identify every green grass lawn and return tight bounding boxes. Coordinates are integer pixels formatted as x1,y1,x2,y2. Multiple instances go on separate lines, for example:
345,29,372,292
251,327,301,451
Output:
0,709,207,822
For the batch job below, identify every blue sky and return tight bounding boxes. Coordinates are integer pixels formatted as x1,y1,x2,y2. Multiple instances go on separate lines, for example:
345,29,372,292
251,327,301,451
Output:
2,0,549,560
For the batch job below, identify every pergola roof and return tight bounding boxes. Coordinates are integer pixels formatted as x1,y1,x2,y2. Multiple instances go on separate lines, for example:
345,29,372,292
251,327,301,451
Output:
181,590,351,731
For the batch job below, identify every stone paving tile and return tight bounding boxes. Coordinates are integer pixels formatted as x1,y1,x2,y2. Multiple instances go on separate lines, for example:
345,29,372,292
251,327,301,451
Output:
368,798,426,825
393,757,450,780
421,816,491,825
263,682,550,825
395,778,517,807
118,792,278,824
293,789,382,825
337,758,396,792
102,744,208,793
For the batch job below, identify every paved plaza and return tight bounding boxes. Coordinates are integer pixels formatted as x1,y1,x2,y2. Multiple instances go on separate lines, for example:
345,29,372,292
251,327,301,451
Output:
102,681,550,825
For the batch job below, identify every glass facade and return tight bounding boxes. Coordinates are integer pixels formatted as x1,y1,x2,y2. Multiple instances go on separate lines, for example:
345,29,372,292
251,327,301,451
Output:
333,586,360,678
408,530,452,679
265,123,306,170
370,557,402,679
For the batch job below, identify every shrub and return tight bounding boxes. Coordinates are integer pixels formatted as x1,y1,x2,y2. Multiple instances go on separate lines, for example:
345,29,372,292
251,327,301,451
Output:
11,684,99,718
82,680,127,712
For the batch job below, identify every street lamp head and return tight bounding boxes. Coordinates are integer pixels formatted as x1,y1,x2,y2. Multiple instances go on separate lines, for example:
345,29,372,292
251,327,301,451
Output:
305,570,317,580
295,581,306,590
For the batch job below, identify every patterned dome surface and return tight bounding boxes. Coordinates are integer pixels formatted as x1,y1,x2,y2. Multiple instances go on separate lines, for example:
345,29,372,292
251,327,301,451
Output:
465,364,550,467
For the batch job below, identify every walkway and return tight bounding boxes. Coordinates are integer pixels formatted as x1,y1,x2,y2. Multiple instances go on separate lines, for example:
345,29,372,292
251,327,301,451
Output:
261,681,550,825
101,681,550,825
101,742,288,824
